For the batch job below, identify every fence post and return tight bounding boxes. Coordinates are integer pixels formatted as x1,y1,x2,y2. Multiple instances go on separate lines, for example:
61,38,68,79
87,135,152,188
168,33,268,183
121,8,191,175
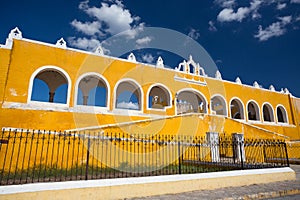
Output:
283,142,290,167
262,144,266,163
206,132,220,162
178,141,181,174
85,136,91,180
232,139,236,164
232,133,245,169
239,141,244,169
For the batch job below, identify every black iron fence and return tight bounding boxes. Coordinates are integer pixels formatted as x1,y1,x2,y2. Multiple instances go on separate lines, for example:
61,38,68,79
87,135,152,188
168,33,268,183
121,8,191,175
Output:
0,130,289,185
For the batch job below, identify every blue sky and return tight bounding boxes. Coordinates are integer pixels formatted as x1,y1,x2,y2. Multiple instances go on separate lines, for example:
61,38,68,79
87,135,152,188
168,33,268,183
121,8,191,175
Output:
1,0,300,97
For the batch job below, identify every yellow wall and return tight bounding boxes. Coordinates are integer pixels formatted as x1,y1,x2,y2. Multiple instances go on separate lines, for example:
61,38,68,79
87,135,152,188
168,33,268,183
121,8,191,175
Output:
0,38,299,141
0,48,11,103
292,97,300,137
93,114,287,140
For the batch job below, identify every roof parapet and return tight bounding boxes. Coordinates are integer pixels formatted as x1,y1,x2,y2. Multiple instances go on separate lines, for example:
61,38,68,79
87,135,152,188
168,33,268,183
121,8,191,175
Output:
156,56,164,68
269,85,275,91
0,27,23,49
0,28,294,96
94,46,104,55
253,81,260,88
215,70,222,80
55,38,67,49
127,53,137,62
235,77,242,84
175,55,206,77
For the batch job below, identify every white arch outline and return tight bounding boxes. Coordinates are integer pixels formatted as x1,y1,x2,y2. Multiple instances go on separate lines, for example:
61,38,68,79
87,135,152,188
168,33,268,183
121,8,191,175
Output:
113,78,144,113
27,65,72,106
261,102,275,123
146,83,173,111
175,88,208,115
74,72,110,108
229,97,245,121
246,99,261,122
275,104,289,124
210,94,228,117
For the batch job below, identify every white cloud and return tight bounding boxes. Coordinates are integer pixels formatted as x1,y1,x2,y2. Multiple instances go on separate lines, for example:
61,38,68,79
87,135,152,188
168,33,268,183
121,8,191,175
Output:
213,0,296,41
279,16,292,24
254,16,292,41
86,4,132,34
79,1,142,37
291,0,300,3
71,20,102,36
103,0,123,6
117,101,139,110
208,21,217,31
69,0,145,50
217,7,250,22
188,28,200,40
214,0,236,8
276,3,287,10
124,23,145,39
68,37,101,51
217,0,262,22
136,36,152,46
141,54,154,63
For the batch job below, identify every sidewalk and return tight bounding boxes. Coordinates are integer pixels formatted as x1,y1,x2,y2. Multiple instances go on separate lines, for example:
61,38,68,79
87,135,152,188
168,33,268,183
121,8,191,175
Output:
129,165,300,200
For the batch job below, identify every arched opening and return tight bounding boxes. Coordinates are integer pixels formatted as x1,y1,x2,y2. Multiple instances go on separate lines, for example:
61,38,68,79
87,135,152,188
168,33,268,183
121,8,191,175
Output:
115,80,142,110
77,75,108,107
176,90,207,115
247,101,260,121
277,106,288,123
31,69,68,104
148,85,171,109
262,104,274,122
230,98,244,119
211,95,227,116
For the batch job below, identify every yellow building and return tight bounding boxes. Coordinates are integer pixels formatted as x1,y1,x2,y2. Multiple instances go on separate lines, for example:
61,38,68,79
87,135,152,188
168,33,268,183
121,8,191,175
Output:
1,27,300,141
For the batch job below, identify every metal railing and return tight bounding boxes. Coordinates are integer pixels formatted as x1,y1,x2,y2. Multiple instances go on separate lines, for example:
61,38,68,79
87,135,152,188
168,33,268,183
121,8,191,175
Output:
0,130,289,185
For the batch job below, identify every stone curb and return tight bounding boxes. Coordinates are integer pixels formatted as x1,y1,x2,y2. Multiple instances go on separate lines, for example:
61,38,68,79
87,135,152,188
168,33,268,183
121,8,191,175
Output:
221,189,300,200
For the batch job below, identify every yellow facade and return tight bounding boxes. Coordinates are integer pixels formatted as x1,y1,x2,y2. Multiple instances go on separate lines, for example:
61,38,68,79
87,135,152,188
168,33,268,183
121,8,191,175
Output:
1,28,300,142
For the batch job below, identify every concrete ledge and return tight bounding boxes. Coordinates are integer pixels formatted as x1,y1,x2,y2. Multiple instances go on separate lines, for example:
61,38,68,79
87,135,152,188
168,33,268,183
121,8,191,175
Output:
0,167,296,200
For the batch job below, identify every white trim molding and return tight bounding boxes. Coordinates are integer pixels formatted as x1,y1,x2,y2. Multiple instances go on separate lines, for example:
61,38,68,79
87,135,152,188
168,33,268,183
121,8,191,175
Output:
246,99,261,122
27,65,72,107
146,83,173,111
73,72,110,110
276,104,289,124
175,88,208,115
261,102,275,123
210,94,228,117
229,97,246,121
113,78,144,113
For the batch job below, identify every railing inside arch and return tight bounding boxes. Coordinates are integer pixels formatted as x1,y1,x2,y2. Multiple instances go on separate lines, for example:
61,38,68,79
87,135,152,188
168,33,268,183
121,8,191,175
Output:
176,101,205,114
0,129,289,185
